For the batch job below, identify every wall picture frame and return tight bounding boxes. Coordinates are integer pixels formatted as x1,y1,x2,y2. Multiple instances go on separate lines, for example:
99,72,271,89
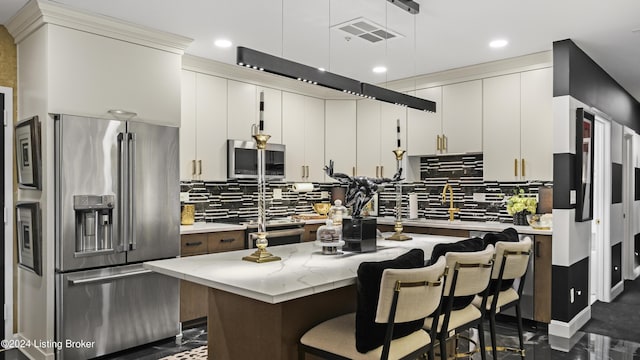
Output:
16,202,42,276
575,108,595,222
15,115,42,189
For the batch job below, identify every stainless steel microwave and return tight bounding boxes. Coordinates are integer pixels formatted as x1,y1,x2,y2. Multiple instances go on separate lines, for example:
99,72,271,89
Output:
227,139,286,179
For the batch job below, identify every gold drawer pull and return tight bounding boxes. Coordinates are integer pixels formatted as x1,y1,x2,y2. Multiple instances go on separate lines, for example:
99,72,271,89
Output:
521,158,525,177
514,159,518,177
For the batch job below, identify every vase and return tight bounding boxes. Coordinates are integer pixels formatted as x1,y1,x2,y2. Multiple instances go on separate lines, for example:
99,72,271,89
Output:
513,211,528,226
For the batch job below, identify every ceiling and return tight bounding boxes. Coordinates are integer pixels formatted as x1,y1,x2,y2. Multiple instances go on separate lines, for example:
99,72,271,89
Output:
2,0,640,102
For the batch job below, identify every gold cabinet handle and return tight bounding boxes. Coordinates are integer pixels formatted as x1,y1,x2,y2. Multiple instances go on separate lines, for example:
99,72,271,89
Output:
376,166,380,177
302,165,306,178
436,135,441,151
306,165,309,178
380,166,384,178
191,160,196,177
198,160,202,176
514,159,518,177
521,158,525,177
443,134,448,151
352,166,356,177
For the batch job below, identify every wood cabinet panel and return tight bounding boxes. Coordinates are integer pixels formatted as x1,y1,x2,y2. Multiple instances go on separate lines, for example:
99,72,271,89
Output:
208,231,245,253
180,230,246,322
180,280,208,322
534,235,552,323
303,223,322,242
180,234,208,256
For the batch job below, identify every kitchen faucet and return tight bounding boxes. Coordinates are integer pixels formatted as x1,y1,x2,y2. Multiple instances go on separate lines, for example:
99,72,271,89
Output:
442,183,460,222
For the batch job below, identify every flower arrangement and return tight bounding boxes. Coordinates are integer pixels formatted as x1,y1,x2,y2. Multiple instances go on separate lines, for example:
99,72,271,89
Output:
506,189,537,216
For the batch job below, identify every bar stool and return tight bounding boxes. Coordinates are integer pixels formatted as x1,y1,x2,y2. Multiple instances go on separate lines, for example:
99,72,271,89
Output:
423,245,494,360
473,237,532,359
298,257,446,360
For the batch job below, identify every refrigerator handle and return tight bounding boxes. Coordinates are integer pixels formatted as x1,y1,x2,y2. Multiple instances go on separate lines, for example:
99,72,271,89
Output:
67,269,152,285
117,132,127,252
129,132,137,250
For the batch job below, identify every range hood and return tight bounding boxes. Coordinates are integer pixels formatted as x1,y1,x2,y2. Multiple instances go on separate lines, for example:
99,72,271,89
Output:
236,46,436,112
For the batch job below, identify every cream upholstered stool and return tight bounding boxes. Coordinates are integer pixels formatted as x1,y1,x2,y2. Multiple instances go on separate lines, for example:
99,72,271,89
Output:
473,237,532,360
298,256,446,360
423,245,494,360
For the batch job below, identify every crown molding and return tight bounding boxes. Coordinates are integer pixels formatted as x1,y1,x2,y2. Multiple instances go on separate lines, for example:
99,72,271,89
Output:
6,0,192,54
385,51,553,92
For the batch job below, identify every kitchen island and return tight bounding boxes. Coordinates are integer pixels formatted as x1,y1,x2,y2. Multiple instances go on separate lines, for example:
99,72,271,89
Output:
144,232,463,359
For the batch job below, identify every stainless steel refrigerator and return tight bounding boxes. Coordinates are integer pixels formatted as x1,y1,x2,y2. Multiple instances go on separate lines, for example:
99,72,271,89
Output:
54,114,180,359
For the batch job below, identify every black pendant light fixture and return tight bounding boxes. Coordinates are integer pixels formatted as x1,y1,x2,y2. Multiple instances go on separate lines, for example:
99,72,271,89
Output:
236,46,435,112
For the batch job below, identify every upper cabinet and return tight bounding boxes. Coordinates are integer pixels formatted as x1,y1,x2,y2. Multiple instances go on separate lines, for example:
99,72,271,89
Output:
407,87,442,156
356,100,407,178
227,80,257,140
282,93,325,182
227,81,283,143
441,80,483,154
325,100,357,177
47,25,184,126
180,70,228,181
406,81,482,156
483,68,553,181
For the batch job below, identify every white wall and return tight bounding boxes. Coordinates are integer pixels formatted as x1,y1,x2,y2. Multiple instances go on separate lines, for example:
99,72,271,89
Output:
16,25,54,360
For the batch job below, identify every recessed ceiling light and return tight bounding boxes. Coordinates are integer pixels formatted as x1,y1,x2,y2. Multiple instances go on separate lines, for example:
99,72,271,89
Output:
489,39,508,48
373,66,387,73
214,39,232,48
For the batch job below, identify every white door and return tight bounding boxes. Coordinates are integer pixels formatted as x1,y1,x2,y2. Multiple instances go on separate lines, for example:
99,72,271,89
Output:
1,86,14,340
590,116,612,303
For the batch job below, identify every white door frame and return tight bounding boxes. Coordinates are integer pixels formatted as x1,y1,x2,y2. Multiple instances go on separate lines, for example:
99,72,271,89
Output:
622,127,638,279
1,86,14,340
590,115,611,303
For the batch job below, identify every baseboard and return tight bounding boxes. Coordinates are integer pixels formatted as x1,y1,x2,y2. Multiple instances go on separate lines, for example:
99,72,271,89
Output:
610,281,624,300
548,306,591,339
14,333,54,360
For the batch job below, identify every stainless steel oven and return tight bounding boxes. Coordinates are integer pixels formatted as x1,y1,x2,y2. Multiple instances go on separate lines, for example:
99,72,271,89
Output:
244,221,305,249
227,139,285,180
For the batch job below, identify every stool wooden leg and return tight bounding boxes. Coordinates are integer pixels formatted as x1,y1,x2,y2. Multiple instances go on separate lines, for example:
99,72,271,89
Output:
515,303,525,359
489,312,498,360
477,322,487,360
439,334,447,360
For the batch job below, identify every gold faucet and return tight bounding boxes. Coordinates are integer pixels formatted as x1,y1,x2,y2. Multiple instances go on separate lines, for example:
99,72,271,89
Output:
442,183,460,222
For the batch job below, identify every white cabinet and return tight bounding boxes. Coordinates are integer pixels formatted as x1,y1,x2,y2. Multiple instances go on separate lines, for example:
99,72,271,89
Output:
282,92,325,182
325,100,357,177
441,80,483,154
407,87,442,156
356,100,407,178
48,25,181,126
227,80,257,140
227,81,283,143
406,81,481,156
483,68,553,181
520,68,553,181
180,70,228,180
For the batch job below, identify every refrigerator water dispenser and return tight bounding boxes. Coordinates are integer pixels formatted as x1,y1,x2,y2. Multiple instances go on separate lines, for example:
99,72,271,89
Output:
74,195,115,255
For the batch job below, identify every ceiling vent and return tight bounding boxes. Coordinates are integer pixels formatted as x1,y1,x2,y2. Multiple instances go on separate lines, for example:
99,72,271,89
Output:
332,17,403,43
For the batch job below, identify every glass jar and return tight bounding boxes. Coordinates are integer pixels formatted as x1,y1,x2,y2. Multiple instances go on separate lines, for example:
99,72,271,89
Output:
316,219,343,255
328,200,347,226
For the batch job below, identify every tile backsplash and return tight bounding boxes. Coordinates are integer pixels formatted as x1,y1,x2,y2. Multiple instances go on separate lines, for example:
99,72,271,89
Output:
182,153,552,223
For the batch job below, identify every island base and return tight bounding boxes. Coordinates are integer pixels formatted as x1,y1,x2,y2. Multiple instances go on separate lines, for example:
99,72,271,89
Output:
208,286,357,359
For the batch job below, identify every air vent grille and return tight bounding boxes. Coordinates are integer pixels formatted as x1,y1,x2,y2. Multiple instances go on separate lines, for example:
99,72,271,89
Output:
333,17,403,43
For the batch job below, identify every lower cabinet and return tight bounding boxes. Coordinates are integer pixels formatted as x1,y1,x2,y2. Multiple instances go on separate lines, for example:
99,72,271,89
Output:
303,223,322,242
533,235,552,323
180,230,244,323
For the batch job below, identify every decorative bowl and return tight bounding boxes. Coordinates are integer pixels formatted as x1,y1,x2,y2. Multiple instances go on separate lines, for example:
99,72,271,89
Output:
526,213,552,230
312,203,331,216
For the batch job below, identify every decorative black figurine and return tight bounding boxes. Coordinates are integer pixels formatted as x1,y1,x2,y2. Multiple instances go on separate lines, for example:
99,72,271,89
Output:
323,160,403,218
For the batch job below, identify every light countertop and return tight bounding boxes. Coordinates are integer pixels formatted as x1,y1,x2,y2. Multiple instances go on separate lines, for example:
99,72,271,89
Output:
180,222,246,234
376,217,552,235
144,232,462,304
